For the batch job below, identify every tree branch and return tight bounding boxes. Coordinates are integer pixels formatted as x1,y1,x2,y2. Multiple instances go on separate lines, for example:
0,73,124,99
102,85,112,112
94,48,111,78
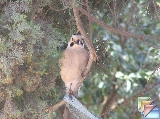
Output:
45,1,97,116
101,90,118,119
46,54,94,118
103,81,160,118
78,6,160,49
152,0,160,20
72,1,98,61
100,65,160,118
85,0,93,41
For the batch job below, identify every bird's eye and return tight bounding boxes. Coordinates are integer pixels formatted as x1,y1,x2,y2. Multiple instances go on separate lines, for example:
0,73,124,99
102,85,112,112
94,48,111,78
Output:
82,39,84,43
70,42,74,47
72,38,74,41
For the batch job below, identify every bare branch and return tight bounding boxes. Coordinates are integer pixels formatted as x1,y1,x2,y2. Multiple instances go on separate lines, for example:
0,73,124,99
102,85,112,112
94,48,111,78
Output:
85,0,93,41
45,1,160,118
131,106,138,119
46,53,94,117
113,0,120,28
152,0,160,20
73,54,93,94
45,100,65,115
101,90,118,119
101,65,160,117
125,0,135,31
102,81,160,117
143,64,160,91
78,6,160,48
72,1,98,61
49,6,68,12
105,0,119,28
45,1,97,115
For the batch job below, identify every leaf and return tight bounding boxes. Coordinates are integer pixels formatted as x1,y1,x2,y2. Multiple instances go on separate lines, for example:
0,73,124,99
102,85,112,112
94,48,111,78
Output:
0,38,6,53
155,0,160,6
115,71,124,78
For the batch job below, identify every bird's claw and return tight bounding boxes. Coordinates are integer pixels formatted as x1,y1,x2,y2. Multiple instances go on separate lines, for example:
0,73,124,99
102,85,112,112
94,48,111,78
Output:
69,83,73,100
81,72,85,79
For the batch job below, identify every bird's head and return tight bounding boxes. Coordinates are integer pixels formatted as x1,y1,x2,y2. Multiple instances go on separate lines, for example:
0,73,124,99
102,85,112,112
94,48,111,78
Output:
68,34,84,48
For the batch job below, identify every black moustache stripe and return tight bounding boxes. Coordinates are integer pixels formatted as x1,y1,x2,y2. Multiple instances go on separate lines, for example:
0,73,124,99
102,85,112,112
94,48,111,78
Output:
70,42,74,47
70,40,84,47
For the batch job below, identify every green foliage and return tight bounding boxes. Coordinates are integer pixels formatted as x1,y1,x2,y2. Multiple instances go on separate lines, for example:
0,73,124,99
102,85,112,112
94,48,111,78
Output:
79,0,160,118
0,0,160,119
0,98,21,119
0,0,66,118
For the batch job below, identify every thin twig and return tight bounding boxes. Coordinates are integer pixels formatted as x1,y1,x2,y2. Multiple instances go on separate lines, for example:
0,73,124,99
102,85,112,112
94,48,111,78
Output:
142,64,160,91
101,90,118,119
131,106,138,119
113,0,119,28
78,6,160,48
49,7,68,12
105,0,114,23
101,65,160,117
45,54,93,115
102,81,160,117
72,1,98,61
45,0,96,115
152,0,160,20
125,0,135,31
85,0,93,41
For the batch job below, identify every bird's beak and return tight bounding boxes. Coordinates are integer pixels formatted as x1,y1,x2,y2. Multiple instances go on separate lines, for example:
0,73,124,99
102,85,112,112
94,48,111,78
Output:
83,43,84,48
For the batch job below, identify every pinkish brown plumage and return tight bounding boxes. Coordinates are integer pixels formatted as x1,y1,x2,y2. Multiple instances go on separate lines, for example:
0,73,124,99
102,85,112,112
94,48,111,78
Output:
60,34,89,94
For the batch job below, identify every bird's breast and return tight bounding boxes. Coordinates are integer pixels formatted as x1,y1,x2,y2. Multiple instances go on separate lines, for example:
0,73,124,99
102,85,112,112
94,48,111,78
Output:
60,47,89,83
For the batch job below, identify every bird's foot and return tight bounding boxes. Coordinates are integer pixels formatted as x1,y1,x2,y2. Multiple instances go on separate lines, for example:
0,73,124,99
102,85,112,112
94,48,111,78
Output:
69,83,73,100
81,72,85,79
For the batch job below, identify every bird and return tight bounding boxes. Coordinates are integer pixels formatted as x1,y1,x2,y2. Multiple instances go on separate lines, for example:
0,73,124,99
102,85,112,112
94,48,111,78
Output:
60,34,89,95
60,34,89,119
